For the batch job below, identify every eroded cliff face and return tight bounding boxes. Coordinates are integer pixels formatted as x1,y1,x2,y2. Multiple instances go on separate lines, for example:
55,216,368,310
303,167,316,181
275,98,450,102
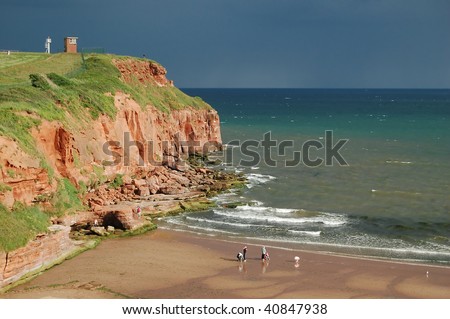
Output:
0,136,56,208
0,59,222,208
31,94,221,188
0,57,227,290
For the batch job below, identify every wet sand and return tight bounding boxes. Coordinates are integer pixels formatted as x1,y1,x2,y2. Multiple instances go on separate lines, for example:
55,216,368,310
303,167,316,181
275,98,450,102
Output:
3,229,450,299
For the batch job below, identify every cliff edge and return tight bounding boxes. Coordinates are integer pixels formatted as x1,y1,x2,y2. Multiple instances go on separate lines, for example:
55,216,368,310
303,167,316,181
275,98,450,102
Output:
0,53,232,288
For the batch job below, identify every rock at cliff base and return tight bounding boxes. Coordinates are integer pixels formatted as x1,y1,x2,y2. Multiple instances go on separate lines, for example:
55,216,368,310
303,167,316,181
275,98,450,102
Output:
91,226,109,236
137,186,150,197
133,179,147,188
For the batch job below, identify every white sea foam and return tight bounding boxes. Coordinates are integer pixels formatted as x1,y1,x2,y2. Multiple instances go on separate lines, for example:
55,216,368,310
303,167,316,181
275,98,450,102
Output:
288,230,322,237
371,189,421,196
275,208,297,214
246,173,276,188
185,216,272,229
211,191,243,205
233,236,450,262
212,191,237,200
238,205,296,214
385,160,413,165
213,209,346,226
250,200,264,206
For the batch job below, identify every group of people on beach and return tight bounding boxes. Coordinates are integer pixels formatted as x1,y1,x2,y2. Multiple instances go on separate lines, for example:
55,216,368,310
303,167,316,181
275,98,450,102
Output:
236,245,301,274
237,245,269,262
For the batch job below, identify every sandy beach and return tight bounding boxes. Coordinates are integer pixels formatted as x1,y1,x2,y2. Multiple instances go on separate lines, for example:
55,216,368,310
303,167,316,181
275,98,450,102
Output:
3,229,450,299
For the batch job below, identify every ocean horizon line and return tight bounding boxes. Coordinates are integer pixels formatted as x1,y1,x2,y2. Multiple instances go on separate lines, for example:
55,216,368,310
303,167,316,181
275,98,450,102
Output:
180,87,450,91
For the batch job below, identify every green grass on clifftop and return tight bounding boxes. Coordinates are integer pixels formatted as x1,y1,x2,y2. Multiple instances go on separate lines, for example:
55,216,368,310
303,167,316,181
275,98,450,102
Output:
0,52,211,156
0,53,82,86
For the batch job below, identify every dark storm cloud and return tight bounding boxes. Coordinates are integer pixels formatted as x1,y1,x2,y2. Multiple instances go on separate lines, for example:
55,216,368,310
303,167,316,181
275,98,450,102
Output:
1,0,449,88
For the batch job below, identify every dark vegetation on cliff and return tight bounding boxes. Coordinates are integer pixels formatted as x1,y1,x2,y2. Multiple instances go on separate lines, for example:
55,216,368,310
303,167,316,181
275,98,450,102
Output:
0,52,212,252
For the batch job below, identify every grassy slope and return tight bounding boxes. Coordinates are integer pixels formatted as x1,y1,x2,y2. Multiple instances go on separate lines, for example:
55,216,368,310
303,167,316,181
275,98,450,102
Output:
0,52,211,252
0,53,82,86
0,53,210,153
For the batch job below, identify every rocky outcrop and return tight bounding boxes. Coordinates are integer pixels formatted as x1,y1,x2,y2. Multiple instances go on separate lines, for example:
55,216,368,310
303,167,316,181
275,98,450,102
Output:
114,59,174,87
54,164,244,235
0,225,74,289
0,93,221,208
83,165,240,208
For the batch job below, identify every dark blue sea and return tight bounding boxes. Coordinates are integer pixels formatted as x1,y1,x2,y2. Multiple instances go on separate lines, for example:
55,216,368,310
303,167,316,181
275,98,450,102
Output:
161,89,450,264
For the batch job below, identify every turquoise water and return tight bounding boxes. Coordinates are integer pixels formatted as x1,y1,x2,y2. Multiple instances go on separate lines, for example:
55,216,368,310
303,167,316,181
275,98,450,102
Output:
161,89,450,264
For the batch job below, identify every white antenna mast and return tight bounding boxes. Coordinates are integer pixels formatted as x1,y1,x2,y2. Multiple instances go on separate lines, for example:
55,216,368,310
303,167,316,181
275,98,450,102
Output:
45,36,52,54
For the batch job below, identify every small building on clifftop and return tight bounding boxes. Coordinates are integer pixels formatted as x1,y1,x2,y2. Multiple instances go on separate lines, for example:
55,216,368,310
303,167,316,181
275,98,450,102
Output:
64,37,78,53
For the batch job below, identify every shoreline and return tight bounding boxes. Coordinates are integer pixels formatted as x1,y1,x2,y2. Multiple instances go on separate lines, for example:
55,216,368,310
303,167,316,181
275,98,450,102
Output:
0,162,246,291
184,230,450,270
3,228,450,299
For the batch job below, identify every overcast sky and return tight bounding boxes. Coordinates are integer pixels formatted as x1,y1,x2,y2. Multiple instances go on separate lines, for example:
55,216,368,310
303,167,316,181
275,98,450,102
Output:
1,0,449,88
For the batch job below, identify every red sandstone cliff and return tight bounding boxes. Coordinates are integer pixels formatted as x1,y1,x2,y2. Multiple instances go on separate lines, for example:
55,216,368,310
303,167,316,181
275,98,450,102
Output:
0,59,222,208
0,58,224,289
0,225,74,288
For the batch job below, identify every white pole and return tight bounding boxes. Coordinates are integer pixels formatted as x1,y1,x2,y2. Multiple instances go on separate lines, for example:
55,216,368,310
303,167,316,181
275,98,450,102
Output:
45,37,51,54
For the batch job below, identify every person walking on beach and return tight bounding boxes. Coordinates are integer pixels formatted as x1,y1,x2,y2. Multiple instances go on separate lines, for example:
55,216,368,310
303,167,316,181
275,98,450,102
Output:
261,246,267,260
243,246,247,261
